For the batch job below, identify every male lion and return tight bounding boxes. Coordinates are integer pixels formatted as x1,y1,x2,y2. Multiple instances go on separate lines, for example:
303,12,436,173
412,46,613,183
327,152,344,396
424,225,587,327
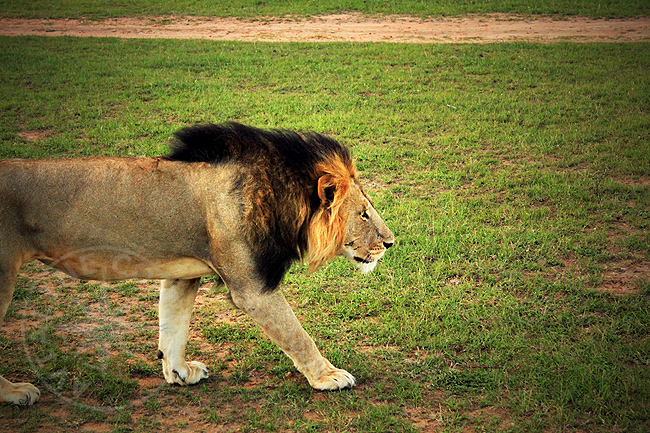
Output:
0,122,394,405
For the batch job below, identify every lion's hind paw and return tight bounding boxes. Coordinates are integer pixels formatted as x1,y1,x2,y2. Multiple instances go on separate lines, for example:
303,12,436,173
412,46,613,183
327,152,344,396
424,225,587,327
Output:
2,382,41,405
312,368,356,391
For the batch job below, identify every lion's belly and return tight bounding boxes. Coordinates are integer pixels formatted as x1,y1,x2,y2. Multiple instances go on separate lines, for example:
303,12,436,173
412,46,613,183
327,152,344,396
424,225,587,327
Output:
38,252,215,281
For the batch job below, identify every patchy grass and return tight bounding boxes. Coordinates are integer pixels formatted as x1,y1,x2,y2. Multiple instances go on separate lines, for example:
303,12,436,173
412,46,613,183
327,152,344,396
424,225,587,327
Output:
0,38,649,432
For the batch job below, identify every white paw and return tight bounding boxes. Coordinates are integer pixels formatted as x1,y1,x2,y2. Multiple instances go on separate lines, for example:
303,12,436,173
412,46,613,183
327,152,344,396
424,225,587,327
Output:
163,360,209,385
2,382,41,405
311,368,356,391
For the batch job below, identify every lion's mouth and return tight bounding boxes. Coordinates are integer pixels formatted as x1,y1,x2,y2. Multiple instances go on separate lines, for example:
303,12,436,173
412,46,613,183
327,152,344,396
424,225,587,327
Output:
353,257,373,264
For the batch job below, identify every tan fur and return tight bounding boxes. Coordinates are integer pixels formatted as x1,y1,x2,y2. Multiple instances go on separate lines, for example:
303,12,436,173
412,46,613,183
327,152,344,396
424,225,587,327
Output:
0,124,394,405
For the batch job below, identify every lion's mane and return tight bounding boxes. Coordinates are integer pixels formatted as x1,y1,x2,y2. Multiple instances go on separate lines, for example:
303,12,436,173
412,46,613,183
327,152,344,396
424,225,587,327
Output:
166,122,357,292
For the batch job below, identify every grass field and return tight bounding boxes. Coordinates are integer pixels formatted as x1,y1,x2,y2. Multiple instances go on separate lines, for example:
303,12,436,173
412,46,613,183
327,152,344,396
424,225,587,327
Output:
1,0,650,19
0,34,649,433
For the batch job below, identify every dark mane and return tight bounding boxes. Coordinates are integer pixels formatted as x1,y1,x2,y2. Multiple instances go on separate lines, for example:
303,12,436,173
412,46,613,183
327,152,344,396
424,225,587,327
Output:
167,122,350,178
166,122,355,292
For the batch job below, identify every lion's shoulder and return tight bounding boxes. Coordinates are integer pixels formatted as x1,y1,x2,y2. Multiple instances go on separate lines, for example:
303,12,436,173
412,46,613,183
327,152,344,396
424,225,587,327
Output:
165,122,359,292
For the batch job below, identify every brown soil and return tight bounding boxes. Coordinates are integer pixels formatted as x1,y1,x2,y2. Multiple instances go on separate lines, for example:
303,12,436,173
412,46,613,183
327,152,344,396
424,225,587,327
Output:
1,14,649,43
600,258,650,296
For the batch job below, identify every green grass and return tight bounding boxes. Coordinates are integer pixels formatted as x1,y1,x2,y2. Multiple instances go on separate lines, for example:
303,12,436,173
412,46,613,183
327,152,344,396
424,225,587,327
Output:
1,37,649,432
0,0,649,19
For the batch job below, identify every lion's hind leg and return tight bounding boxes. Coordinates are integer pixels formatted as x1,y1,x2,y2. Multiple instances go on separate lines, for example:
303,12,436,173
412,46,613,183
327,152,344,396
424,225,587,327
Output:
0,258,41,405
158,278,209,385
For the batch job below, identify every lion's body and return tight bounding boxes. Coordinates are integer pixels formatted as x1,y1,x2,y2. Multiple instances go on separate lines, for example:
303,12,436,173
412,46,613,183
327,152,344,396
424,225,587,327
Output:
0,156,247,280
1,157,219,280
0,123,394,405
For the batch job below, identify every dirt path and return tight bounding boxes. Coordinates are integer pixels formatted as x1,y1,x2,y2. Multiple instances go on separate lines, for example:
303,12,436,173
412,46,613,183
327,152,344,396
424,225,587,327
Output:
1,14,649,42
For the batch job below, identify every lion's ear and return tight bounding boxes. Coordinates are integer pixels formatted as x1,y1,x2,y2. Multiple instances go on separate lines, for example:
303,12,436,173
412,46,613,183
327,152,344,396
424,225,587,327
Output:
317,173,349,211
317,174,336,206
307,169,352,273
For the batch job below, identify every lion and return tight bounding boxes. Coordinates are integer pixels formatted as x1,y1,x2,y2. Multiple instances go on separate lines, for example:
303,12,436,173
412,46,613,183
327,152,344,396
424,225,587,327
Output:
0,122,394,405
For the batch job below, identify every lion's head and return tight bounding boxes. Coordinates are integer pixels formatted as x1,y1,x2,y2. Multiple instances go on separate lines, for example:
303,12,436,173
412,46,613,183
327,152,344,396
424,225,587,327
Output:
168,122,394,290
306,156,394,274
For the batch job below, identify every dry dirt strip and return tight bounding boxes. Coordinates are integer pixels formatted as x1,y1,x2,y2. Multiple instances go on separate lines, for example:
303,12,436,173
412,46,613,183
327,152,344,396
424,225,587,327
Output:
1,14,649,42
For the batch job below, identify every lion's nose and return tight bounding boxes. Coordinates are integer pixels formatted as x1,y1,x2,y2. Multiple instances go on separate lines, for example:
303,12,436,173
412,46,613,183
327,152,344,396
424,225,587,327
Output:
383,241,393,249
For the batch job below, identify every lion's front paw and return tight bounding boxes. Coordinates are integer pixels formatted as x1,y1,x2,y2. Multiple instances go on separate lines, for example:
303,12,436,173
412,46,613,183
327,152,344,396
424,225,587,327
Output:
1,382,41,406
163,360,209,385
311,367,356,391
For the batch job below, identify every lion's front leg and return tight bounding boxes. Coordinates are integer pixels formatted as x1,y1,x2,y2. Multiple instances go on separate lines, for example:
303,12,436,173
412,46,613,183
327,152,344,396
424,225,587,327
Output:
230,288,355,391
158,278,209,385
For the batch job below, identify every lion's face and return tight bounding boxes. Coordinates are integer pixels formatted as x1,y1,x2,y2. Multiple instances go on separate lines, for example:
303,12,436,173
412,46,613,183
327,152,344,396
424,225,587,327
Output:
307,158,393,274
339,183,394,273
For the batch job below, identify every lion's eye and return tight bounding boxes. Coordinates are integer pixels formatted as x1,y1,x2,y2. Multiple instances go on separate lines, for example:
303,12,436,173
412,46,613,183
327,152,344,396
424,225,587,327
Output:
361,211,369,220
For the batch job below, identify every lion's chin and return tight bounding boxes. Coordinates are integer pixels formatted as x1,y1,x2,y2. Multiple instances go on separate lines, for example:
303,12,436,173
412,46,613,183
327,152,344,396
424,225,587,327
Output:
357,260,378,273
352,257,379,273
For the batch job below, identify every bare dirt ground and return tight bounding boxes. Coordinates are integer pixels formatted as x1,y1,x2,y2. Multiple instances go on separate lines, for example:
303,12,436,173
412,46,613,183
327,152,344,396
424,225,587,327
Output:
1,14,649,42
